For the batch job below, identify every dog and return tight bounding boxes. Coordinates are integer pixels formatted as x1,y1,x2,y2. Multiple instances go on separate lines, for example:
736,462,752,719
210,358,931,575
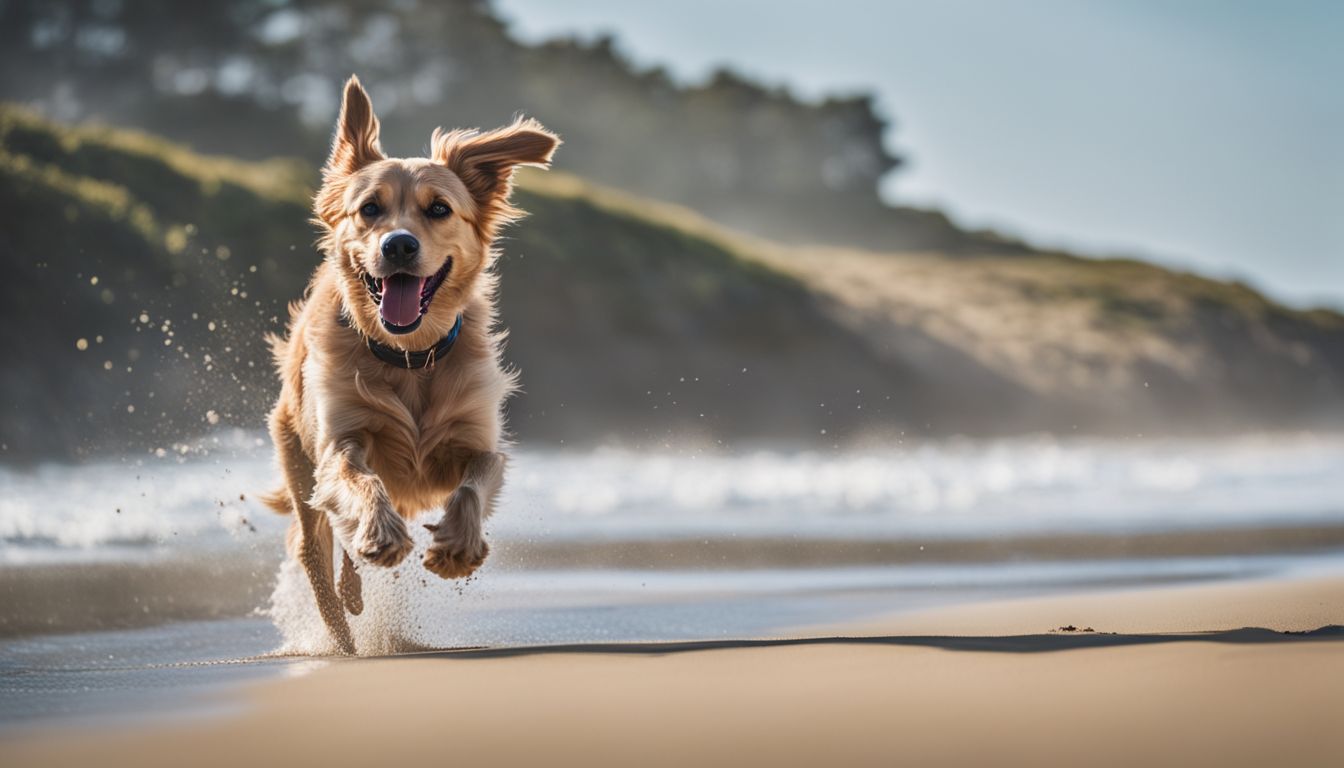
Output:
262,75,559,654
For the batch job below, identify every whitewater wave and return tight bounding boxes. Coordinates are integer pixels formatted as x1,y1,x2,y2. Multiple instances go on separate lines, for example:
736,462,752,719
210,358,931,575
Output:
2,432,1342,564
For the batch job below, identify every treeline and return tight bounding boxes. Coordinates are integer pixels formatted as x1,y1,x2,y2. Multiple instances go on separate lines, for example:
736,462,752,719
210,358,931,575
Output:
0,0,911,245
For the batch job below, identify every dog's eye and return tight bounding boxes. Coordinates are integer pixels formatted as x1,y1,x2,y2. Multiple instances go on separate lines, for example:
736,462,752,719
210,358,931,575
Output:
359,201,381,218
426,201,451,220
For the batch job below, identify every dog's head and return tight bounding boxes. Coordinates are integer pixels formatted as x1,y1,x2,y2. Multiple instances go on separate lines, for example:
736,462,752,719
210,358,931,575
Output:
314,75,559,346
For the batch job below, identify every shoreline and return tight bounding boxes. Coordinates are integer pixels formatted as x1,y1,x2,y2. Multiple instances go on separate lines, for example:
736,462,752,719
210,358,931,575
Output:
2,570,1341,767
4,522,1342,639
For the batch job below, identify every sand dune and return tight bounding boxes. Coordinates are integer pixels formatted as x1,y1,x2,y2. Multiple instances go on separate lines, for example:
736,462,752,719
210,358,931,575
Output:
2,574,1341,767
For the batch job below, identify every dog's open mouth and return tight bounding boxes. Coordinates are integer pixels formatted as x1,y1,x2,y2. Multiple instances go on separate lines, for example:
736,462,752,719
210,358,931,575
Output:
362,259,452,335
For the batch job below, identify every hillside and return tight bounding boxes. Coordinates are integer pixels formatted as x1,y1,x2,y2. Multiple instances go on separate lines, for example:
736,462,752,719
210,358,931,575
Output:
0,106,911,458
1,107,1342,459
524,171,1344,435
0,0,1027,257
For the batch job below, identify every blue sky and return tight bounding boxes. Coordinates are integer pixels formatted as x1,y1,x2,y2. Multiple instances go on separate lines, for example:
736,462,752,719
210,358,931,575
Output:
495,0,1343,308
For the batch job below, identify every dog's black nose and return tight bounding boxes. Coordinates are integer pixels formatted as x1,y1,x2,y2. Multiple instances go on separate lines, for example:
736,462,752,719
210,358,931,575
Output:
381,233,420,267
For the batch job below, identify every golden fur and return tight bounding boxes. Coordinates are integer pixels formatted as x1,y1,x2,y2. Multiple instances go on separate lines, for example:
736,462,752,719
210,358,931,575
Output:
263,76,558,654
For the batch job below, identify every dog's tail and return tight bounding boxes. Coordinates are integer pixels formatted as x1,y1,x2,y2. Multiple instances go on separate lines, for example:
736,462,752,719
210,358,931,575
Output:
259,487,292,515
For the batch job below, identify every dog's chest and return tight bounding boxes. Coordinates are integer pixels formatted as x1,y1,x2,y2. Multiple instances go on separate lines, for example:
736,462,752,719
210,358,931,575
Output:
371,370,456,453
388,373,432,421
359,369,474,503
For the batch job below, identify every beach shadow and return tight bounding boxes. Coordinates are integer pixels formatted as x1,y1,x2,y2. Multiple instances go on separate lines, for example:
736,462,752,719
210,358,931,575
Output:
406,625,1344,659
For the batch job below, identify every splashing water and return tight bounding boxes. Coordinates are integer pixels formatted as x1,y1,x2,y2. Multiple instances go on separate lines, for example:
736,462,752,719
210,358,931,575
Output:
267,521,495,655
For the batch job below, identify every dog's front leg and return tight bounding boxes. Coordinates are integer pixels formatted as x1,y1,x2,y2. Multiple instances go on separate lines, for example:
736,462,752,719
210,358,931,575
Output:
312,436,414,568
423,448,506,579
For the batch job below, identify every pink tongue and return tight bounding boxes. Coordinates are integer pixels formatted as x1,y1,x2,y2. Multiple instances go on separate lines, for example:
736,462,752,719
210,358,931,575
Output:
379,274,426,327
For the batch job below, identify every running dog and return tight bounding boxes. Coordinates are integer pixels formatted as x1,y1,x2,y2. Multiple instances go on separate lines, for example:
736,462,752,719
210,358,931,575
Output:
263,75,558,654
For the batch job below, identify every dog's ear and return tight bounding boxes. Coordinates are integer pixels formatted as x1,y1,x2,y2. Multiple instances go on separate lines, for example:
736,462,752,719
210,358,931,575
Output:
325,75,384,178
431,117,560,226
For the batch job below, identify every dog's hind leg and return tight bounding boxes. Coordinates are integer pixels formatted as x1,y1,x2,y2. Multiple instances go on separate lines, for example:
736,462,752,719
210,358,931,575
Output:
297,509,354,654
272,410,356,655
338,549,364,615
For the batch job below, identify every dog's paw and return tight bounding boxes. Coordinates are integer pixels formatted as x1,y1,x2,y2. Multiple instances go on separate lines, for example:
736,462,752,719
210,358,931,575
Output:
423,535,489,580
353,502,413,568
423,487,488,579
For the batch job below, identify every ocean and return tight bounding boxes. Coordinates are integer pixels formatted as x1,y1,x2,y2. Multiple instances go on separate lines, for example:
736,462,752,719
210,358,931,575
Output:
2,432,1342,726
6,431,1343,563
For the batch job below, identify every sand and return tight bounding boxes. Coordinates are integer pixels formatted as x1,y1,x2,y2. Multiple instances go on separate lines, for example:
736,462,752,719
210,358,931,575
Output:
2,573,1341,768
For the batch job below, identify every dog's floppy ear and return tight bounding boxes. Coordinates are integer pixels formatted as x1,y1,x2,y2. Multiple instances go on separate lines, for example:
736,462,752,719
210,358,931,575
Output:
325,75,384,178
431,117,560,228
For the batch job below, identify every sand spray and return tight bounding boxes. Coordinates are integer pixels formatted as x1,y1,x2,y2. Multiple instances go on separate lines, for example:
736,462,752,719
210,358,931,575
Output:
266,516,488,656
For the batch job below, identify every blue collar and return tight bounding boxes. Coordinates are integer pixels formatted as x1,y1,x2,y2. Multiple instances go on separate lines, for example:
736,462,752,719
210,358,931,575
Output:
341,313,463,369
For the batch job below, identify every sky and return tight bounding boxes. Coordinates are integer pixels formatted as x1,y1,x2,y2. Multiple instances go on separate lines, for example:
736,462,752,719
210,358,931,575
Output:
494,0,1343,308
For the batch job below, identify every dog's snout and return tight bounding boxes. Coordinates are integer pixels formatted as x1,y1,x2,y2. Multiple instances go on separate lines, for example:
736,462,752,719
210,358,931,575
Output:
380,232,420,267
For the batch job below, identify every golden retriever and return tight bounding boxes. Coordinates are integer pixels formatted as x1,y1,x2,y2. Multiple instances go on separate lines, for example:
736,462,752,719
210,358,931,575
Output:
262,75,559,654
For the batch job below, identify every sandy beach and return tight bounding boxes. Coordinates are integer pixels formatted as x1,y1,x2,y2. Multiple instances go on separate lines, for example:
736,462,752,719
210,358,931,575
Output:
2,572,1340,768
4,6,1342,767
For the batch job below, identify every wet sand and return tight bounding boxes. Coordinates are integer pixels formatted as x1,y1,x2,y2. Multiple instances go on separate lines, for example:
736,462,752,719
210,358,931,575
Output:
6,522,1343,638
1,572,1340,767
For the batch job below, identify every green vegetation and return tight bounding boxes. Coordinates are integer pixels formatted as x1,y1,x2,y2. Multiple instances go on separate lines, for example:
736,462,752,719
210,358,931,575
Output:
1,106,1341,460
0,0,1024,256
0,107,307,457
0,1,891,239
0,106,905,457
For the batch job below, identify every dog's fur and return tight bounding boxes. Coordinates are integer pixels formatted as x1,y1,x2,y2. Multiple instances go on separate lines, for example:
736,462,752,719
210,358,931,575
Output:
262,76,558,654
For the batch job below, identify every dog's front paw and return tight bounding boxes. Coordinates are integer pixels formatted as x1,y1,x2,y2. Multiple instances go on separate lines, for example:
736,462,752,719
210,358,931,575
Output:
423,535,489,579
353,501,413,568
422,487,488,579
